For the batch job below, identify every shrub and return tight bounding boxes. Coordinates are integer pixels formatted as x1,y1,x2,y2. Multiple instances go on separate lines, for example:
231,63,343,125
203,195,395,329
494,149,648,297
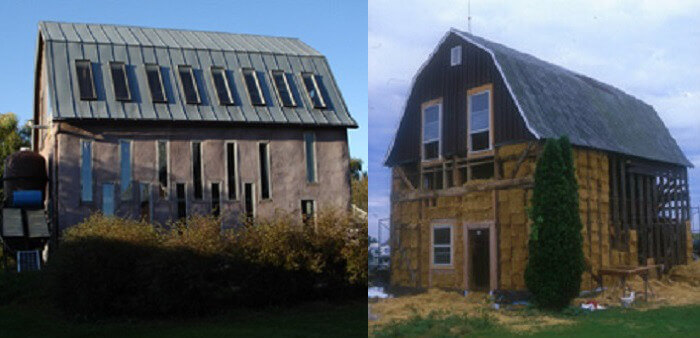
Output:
525,137,585,310
46,210,367,318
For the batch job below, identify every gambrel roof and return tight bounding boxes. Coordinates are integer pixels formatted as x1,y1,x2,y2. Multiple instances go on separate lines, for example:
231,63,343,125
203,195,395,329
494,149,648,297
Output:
386,29,690,167
37,21,356,127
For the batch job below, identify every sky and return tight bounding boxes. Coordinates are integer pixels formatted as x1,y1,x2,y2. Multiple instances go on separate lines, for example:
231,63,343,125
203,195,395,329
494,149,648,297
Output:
0,0,367,166
369,0,700,239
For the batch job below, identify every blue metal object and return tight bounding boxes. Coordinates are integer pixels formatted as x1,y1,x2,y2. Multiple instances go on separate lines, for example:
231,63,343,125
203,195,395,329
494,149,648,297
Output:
11,190,42,207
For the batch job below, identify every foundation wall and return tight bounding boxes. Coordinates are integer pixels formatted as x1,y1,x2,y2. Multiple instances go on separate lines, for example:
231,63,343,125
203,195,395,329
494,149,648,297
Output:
390,142,637,291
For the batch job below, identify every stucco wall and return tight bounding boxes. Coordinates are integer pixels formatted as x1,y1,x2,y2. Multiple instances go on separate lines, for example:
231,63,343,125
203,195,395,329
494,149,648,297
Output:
52,122,351,231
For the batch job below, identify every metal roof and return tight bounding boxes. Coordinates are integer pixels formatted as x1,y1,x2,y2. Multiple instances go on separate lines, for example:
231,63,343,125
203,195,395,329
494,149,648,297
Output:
386,29,690,167
38,21,356,127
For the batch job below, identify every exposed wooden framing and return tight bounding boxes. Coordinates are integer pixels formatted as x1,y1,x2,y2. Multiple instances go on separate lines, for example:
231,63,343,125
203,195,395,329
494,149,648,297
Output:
397,177,533,201
610,156,620,248
645,176,653,263
620,158,628,247
396,166,416,191
630,173,636,232
510,142,535,179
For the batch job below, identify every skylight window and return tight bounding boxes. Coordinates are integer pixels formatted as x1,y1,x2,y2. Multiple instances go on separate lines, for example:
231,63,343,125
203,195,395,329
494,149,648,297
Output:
271,70,296,107
75,60,97,100
301,73,327,109
210,67,234,105
178,65,201,105
242,68,265,106
110,62,131,101
145,64,167,103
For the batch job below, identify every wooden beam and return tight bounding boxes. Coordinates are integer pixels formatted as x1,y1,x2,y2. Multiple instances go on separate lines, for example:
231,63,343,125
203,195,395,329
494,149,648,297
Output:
395,166,416,191
611,156,620,248
621,158,628,246
397,177,534,201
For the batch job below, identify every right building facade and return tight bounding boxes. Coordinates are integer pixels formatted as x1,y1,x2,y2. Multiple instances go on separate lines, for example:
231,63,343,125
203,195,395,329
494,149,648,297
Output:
384,29,692,292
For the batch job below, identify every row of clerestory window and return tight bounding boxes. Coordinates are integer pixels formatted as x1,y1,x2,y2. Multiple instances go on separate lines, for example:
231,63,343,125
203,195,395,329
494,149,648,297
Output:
74,59,330,109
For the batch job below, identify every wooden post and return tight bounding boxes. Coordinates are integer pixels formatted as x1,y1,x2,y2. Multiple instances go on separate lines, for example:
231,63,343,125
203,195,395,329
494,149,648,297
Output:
621,158,628,247
611,157,619,248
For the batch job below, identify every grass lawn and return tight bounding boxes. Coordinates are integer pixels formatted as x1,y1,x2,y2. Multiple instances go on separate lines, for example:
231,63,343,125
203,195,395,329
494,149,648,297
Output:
372,305,700,337
0,301,367,338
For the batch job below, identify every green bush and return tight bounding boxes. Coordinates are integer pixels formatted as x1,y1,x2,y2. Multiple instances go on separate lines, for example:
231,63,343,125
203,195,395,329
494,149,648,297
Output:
46,211,367,318
525,137,585,310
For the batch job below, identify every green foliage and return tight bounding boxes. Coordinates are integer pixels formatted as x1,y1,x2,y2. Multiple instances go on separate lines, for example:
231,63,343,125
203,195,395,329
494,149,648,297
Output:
351,174,368,211
0,112,31,200
525,137,585,310
46,212,366,318
373,311,503,338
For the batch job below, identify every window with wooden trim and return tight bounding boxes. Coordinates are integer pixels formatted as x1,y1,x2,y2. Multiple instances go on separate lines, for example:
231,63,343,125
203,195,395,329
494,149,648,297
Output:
178,65,201,104
301,73,327,109
226,142,237,200
259,143,271,200
450,46,462,66
422,103,441,161
192,142,203,200
271,70,296,107
242,68,265,106
75,60,97,100
110,62,131,101
432,225,452,265
468,88,492,152
145,64,167,103
304,132,317,183
157,140,168,197
119,140,132,199
210,66,234,105
80,140,93,202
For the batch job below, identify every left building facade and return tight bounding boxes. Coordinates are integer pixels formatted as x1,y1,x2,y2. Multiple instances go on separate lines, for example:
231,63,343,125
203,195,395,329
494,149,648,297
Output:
32,21,357,233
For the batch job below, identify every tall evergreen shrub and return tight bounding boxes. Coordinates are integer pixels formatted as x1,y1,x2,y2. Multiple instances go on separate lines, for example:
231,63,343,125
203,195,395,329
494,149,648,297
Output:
525,137,585,310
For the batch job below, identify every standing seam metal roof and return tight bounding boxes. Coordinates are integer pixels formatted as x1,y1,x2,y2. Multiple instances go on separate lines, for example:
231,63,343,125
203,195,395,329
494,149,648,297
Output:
38,21,357,127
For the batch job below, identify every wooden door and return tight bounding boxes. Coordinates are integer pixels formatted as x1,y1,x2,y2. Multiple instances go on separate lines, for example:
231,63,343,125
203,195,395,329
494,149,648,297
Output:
469,229,490,290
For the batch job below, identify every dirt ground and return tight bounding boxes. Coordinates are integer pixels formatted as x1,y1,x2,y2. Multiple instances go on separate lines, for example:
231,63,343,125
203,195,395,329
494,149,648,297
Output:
369,260,700,334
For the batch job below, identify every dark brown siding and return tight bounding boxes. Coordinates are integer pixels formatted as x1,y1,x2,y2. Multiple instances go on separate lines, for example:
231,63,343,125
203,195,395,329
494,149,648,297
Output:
385,33,534,166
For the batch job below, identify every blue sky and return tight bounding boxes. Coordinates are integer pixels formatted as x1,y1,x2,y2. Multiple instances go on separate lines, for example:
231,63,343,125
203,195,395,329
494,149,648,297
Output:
0,0,367,166
369,0,700,238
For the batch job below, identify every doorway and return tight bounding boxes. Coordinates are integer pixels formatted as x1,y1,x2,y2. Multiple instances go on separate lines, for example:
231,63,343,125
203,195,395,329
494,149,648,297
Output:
469,229,490,290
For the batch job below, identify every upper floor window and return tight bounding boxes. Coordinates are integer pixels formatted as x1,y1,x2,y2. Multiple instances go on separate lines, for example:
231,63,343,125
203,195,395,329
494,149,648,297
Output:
145,64,167,103
75,60,97,100
468,87,492,152
301,73,327,109
210,67,234,105
450,46,462,66
422,102,441,161
242,68,266,106
178,65,201,105
80,140,93,202
110,62,131,101
271,70,296,107
120,140,132,199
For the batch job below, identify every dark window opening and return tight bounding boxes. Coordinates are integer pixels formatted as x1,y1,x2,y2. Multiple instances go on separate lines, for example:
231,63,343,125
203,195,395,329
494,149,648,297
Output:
422,171,443,190
423,141,439,161
470,131,490,152
211,67,233,105
272,70,296,107
471,162,494,180
192,142,202,200
145,64,167,103
226,143,237,199
459,167,468,185
211,183,220,217
244,183,255,221
110,62,131,101
259,143,271,200
178,65,200,104
158,141,168,197
304,132,316,182
243,68,265,106
176,183,187,220
75,60,97,100
139,183,151,222
302,73,327,109
301,200,315,227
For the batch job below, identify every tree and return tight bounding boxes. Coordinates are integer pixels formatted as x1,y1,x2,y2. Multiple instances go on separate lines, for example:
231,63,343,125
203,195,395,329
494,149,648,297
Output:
524,136,585,310
0,113,30,201
350,158,367,211
350,158,364,181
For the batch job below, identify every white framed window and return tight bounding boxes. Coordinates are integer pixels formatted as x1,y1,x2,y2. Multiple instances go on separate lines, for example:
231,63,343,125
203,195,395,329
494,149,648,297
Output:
450,46,462,66
301,73,327,109
271,70,296,107
468,87,492,152
80,140,93,202
242,68,266,106
432,224,452,266
422,102,442,161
